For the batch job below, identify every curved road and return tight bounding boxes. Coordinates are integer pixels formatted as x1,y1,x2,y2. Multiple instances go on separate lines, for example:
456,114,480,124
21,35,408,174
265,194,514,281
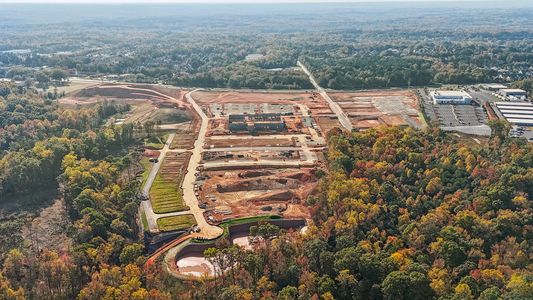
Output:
181,90,223,238
140,89,222,238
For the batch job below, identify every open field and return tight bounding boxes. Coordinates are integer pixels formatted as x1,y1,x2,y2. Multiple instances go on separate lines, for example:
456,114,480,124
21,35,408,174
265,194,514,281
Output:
169,108,201,150
150,152,191,214
329,90,423,129
42,80,98,95
157,215,197,232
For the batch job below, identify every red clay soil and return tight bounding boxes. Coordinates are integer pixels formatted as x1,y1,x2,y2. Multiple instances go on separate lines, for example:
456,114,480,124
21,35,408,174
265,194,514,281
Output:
145,234,192,269
144,149,161,158
59,84,189,109
200,168,317,221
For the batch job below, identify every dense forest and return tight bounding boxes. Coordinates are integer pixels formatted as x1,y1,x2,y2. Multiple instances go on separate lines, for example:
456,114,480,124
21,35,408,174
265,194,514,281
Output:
161,125,532,300
1,3,532,90
0,81,532,298
0,2,532,299
0,83,159,299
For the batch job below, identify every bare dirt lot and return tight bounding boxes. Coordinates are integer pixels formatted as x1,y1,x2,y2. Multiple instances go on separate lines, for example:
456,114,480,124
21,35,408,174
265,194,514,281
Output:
170,117,201,150
329,90,423,129
194,90,320,105
199,168,317,222
205,137,295,148
314,115,342,133
59,84,201,144
59,84,190,110
194,90,332,116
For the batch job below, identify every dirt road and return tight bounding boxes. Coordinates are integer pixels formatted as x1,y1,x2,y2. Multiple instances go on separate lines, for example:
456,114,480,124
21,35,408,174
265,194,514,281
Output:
182,90,224,238
298,61,353,131
140,90,223,238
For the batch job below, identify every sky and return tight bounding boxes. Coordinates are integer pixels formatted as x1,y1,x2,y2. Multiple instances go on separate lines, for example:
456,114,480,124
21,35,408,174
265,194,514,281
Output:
0,0,496,3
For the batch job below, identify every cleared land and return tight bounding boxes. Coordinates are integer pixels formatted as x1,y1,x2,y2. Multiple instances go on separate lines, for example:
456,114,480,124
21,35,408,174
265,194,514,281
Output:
150,152,191,214
42,80,97,95
315,115,342,133
329,90,423,129
187,90,326,224
157,215,197,232
199,168,317,223
195,90,332,121
205,137,295,148
193,90,324,106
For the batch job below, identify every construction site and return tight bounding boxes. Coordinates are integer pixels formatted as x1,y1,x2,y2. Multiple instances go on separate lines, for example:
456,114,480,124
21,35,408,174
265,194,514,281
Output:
61,81,432,279
195,90,339,136
329,90,424,129
188,90,331,226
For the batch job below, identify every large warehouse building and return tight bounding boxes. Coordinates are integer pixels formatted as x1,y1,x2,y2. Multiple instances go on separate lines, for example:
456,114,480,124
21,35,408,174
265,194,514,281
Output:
499,89,528,100
431,90,473,105
494,102,533,127
483,83,507,91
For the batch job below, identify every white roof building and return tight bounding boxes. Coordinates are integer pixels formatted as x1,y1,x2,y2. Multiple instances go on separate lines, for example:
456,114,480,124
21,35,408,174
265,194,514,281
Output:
495,102,533,127
499,89,528,100
430,90,473,105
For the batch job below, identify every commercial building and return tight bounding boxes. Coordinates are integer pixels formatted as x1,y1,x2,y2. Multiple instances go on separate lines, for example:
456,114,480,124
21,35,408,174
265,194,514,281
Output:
228,113,286,133
498,89,527,100
431,90,473,105
494,102,533,127
483,83,507,91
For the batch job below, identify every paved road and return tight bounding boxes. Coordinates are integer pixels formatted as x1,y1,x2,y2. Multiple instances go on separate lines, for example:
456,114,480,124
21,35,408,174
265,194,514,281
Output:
298,61,353,131
440,125,492,136
141,133,176,232
140,90,223,238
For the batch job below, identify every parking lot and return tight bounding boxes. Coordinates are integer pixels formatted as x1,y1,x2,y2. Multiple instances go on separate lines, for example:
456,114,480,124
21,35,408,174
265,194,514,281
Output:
420,89,488,127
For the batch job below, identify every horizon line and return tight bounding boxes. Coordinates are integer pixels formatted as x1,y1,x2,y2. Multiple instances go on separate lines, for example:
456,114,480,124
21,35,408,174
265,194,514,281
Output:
0,0,513,3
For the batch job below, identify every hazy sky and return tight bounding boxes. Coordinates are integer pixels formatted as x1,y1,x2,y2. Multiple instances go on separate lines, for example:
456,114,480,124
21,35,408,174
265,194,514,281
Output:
0,0,494,3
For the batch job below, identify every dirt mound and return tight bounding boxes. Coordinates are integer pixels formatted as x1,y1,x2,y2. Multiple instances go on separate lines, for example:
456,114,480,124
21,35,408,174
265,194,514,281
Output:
249,190,295,202
216,176,303,193
73,85,175,104
238,170,273,178
283,170,315,182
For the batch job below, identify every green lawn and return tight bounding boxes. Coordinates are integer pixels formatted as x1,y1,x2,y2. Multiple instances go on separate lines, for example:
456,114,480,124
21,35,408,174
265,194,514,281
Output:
139,157,152,187
140,209,149,231
157,214,196,232
150,173,189,214
144,134,168,150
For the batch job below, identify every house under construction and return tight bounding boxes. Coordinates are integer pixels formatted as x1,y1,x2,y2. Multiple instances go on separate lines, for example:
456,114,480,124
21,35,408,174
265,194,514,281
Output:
228,113,286,133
